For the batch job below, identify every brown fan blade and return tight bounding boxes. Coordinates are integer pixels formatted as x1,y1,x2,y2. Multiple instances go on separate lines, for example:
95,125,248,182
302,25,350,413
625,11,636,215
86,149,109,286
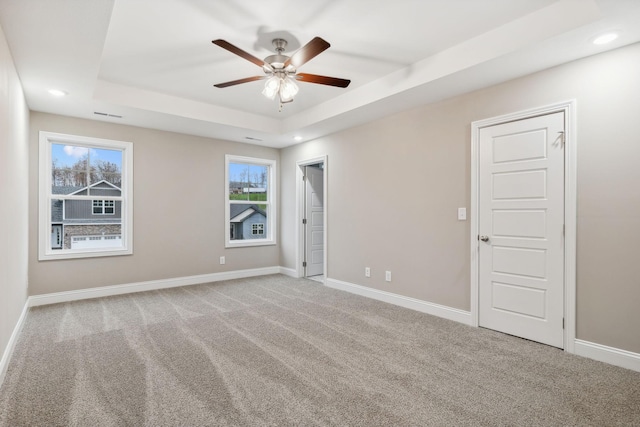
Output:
214,76,267,88
212,39,268,68
284,37,330,69
296,73,351,88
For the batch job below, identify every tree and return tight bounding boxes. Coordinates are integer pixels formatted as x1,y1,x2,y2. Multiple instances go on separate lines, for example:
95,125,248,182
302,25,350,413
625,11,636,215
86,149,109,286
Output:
260,169,267,188
95,160,121,186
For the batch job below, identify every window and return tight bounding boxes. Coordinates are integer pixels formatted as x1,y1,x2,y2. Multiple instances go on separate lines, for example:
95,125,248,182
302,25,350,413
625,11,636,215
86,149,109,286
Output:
225,155,276,247
39,131,133,260
92,200,115,215
252,223,264,235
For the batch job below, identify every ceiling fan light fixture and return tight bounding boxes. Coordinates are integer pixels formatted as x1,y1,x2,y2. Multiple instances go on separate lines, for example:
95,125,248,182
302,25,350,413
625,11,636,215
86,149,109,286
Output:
279,76,299,103
262,75,280,100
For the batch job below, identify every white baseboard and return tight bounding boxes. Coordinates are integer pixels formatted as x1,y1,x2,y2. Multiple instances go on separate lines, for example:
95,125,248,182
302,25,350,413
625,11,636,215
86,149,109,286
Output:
278,266,298,278
325,278,473,326
574,339,640,372
28,266,281,307
0,300,29,388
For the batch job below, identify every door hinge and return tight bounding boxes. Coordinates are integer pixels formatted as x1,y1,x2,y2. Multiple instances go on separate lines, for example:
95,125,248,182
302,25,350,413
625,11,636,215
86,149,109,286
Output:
302,175,306,181
563,224,565,236
562,318,565,329
302,218,307,225
303,261,307,267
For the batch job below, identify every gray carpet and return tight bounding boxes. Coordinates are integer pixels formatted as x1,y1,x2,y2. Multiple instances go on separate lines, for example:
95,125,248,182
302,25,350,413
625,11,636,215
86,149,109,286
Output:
1,275,639,426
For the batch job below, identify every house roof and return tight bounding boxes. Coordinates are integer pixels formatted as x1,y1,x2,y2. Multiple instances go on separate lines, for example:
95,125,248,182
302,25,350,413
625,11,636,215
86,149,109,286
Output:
52,180,121,195
230,204,266,223
52,186,83,195
68,180,121,196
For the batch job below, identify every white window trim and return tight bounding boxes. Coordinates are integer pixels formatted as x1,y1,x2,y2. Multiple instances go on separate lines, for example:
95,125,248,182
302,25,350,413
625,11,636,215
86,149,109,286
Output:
38,131,134,260
225,154,276,248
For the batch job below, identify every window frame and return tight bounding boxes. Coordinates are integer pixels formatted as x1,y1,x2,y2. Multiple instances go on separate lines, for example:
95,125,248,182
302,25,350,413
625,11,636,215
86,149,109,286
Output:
225,155,276,248
38,131,134,260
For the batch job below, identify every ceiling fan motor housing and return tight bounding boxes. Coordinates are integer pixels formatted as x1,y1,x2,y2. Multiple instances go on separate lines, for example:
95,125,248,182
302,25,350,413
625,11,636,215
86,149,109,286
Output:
265,39,291,70
265,54,290,69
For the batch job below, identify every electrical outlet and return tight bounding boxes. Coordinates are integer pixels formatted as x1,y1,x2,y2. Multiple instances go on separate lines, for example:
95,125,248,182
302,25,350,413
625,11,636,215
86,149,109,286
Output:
219,256,225,265
365,267,371,277
385,271,391,282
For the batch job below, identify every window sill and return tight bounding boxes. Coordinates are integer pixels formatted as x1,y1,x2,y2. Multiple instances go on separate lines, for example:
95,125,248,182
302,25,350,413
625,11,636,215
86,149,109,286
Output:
225,240,276,249
38,247,133,261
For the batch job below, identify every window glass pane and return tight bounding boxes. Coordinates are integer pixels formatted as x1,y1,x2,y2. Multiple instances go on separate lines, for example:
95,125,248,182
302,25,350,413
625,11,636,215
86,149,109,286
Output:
90,148,122,194
248,164,268,201
51,144,89,191
229,203,267,241
92,200,103,214
51,144,123,196
49,198,122,250
229,162,250,201
229,162,268,202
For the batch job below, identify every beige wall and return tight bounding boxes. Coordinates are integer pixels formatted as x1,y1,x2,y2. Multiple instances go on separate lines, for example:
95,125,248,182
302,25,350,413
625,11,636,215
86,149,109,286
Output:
29,113,280,295
280,42,640,354
0,24,29,365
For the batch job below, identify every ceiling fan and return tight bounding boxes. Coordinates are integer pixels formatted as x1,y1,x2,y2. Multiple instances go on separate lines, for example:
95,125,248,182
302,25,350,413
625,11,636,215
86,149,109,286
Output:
212,37,350,109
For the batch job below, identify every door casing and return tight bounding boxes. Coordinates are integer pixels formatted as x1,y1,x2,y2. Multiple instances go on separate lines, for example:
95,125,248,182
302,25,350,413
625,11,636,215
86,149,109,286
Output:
470,100,577,353
296,155,328,281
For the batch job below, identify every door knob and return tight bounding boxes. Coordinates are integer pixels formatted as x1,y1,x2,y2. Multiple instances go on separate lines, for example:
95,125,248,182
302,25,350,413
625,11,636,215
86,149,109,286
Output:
479,235,490,242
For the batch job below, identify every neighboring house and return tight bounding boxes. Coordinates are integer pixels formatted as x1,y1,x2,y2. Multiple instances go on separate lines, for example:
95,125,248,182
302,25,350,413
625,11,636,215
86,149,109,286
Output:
229,204,266,240
51,180,122,250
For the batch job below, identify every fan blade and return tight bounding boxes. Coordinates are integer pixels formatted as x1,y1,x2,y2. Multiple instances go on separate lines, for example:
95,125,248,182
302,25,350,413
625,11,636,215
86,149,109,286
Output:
284,37,330,69
212,39,269,69
214,76,267,88
296,73,351,88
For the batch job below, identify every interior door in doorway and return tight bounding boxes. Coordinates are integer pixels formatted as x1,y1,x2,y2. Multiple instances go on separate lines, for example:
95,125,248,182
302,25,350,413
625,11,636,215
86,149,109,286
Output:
478,111,565,348
305,165,324,277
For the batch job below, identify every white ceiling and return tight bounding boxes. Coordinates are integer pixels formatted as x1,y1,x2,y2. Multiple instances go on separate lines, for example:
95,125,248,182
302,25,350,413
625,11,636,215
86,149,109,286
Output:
1,0,639,148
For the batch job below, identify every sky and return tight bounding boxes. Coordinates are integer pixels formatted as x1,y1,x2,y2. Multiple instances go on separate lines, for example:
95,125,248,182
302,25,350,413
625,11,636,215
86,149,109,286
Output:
51,144,122,169
228,162,268,186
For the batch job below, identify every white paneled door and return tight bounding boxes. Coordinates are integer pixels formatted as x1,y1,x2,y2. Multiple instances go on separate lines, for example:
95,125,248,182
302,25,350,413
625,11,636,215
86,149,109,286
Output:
305,165,324,277
479,112,565,348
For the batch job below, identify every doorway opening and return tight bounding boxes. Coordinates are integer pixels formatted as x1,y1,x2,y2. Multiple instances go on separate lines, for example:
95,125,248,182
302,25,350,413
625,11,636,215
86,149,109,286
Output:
296,156,327,282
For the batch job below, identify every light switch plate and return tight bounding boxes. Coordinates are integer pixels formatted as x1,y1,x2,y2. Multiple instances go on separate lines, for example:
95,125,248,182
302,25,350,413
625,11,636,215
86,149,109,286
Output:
458,207,467,221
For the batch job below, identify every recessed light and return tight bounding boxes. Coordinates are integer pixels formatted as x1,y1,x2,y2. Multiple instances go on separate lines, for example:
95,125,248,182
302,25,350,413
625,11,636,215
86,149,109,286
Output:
294,136,303,142
592,32,618,45
48,89,68,97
